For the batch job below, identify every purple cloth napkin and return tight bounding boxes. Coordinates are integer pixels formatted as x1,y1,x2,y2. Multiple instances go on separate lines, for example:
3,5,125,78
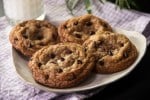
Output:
0,0,150,100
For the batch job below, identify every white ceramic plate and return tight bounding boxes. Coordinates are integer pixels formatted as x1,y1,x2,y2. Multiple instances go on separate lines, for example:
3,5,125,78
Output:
12,28,147,93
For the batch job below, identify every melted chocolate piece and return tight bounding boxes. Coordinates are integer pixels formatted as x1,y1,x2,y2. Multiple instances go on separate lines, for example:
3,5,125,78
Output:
56,68,63,73
52,34,57,40
97,40,103,46
75,34,82,38
103,23,108,28
28,43,33,48
50,61,57,64
85,21,92,26
45,75,49,80
89,31,95,35
84,47,87,52
14,38,18,44
65,49,72,54
20,21,27,27
36,34,43,40
22,28,30,39
93,41,103,48
39,42,44,46
44,24,50,28
119,43,124,47
64,25,67,29
49,53,55,59
74,21,78,25
123,52,128,58
38,63,42,68
77,60,82,64
60,57,65,61
22,34,28,39
98,59,104,66
36,24,41,28
68,74,76,81
108,50,113,56
106,32,110,35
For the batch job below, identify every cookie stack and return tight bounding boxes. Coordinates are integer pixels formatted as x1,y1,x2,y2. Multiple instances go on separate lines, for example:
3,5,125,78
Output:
9,14,138,88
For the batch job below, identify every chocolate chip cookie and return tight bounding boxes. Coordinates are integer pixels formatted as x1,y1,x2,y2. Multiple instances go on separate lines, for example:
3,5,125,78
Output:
58,14,112,44
83,31,138,74
9,20,58,57
28,43,95,88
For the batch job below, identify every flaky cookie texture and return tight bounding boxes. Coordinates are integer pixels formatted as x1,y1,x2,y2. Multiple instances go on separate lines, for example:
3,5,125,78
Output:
28,43,95,88
83,31,138,74
58,14,112,44
9,20,58,57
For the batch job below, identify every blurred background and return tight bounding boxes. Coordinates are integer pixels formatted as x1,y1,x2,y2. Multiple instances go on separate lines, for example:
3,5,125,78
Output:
108,0,150,13
1,0,150,17
0,0,4,17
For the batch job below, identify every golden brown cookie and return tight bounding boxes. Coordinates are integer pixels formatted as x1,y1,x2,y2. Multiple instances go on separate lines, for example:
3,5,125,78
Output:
9,20,58,57
28,43,95,88
58,14,112,44
83,31,138,74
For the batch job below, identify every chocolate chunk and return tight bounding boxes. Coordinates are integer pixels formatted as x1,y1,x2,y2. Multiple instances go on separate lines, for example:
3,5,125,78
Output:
28,43,33,48
108,50,113,56
14,38,18,41
38,63,42,68
36,24,41,28
67,59,75,66
22,28,29,39
77,60,82,64
43,23,50,28
98,59,104,66
50,61,57,64
123,52,128,58
74,21,78,25
103,23,108,28
56,68,63,73
60,57,65,61
14,37,18,42
45,75,49,80
20,21,27,27
22,33,28,39
92,41,97,48
84,48,87,52
49,53,55,59
68,74,76,81
75,34,82,38
36,34,43,40
52,34,57,40
39,42,44,46
119,43,124,47
64,25,67,29
14,38,18,44
97,40,103,46
89,31,95,35
30,58,33,61
93,41,103,48
106,32,110,35
85,21,92,26
65,49,72,54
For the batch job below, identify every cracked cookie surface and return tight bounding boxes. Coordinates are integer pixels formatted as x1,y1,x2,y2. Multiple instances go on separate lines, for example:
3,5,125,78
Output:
83,31,138,74
28,43,95,88
9,20,58,57
58,14,112,44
